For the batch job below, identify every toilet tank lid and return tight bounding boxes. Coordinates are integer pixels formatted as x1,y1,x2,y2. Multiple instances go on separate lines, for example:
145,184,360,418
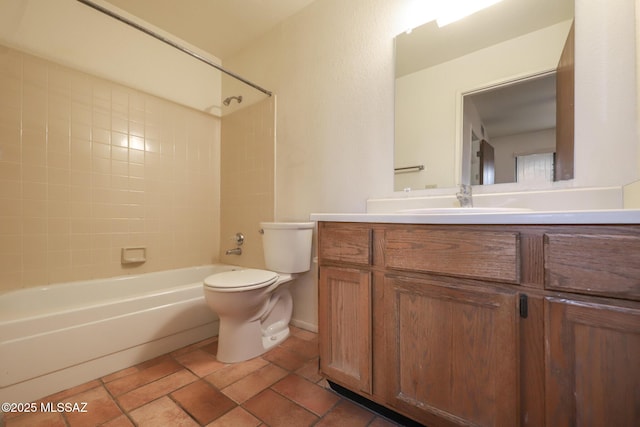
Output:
260,222,314,230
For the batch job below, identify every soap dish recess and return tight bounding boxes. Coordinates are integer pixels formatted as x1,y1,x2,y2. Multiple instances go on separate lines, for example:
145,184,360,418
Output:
121,247,146,264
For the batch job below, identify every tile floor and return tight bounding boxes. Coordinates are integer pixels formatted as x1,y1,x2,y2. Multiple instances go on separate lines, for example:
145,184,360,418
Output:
3,327,399,427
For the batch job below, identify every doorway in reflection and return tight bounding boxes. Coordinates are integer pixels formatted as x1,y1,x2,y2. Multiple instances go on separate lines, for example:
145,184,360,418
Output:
463,72,556,185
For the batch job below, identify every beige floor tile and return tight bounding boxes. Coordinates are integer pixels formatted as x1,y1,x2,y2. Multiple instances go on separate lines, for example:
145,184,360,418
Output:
175,349,227,377
221,363,287,403
295,357,323,383
37,380,102,403
104,358,183,396
244,389,319,426
262,345,307,371
129,396,199,427
278,335,319,360
290,326,318,341
6,331,398,427
101,414,136,427
4,411,66,427
117,369,197,411
171,379,236,425
314,399,376,427
271,374,340,416
204,406,261,427
61,385,123,427
204,357,269,390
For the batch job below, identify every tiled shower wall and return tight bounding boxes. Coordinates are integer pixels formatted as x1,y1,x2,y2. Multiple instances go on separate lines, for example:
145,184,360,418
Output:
220,97,275,269
0,45,221,293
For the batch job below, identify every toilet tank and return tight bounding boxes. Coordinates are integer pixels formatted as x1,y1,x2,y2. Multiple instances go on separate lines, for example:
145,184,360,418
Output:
260,222,314,273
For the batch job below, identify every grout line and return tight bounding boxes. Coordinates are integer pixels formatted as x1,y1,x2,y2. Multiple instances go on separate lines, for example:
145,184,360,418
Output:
4,332,394,427
99,378,137,427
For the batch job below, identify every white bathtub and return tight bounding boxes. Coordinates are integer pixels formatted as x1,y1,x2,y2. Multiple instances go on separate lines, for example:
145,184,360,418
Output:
0,264,236,403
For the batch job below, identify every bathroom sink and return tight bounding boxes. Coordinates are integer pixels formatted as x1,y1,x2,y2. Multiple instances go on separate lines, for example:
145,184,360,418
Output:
398,207,532,214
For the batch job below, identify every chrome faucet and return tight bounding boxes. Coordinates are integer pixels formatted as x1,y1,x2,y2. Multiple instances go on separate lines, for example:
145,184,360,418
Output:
225,232,244,255
456,184,473,208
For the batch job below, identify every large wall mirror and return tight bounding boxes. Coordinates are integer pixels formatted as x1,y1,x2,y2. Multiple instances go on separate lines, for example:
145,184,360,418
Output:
394,0,574,192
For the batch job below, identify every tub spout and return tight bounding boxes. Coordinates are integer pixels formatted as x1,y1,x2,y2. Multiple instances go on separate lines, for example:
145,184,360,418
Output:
225,247,242,255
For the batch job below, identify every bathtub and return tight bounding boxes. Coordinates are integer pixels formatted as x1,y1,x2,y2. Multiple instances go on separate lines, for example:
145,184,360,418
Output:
0,264,236,403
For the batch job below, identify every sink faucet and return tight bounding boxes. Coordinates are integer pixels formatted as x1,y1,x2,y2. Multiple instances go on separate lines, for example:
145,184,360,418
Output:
456,184,473,208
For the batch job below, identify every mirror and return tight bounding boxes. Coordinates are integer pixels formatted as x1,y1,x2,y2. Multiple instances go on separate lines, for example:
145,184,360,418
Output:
463,72,557,185
394,0,574,191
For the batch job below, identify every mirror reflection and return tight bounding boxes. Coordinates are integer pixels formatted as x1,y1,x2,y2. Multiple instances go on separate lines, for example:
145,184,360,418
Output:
464,72,556,185
394,0,574,191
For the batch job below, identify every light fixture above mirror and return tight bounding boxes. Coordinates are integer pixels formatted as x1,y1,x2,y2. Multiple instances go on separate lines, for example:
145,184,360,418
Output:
404,0,505,33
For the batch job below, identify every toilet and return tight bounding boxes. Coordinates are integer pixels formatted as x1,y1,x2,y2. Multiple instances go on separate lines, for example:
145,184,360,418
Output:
203,222,314,363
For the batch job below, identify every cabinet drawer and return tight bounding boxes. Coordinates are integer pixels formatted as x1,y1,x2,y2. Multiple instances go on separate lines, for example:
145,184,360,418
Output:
545,233,640,300
319,223,372,265
385,228,520,283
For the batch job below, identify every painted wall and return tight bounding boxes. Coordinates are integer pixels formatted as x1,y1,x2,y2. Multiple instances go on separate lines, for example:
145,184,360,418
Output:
224,0,398,218
574,0,638,187
224,0,399,330
224,0,638,329
492,129,556,184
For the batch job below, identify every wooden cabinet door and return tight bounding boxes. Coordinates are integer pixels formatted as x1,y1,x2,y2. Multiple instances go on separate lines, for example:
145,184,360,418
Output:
545,297,640,426
384,274,519,427
318,266,372,394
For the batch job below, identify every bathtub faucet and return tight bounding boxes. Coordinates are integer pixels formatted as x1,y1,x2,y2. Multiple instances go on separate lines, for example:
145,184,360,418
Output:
225,232,244,255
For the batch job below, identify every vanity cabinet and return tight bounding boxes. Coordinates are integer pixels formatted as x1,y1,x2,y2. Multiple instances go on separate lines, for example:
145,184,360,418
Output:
545,296,640,426
543,228,640,426
317,221,640,427
384,274,519,426
318,224,374,394
318,265,372,393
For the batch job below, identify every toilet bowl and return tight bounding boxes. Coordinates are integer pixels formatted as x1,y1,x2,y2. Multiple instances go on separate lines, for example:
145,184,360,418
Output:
203,222,314,363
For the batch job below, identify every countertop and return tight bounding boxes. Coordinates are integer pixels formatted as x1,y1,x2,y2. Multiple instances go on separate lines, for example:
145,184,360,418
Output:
310,209,640,225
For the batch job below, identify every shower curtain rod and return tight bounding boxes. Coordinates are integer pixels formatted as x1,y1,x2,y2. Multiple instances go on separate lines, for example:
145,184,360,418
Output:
76,0,273,97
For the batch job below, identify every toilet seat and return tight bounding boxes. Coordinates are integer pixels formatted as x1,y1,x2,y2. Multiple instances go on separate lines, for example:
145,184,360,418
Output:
204,268,278,292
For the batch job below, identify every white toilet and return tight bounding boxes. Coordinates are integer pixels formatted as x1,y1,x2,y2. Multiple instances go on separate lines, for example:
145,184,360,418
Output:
203,222,314,363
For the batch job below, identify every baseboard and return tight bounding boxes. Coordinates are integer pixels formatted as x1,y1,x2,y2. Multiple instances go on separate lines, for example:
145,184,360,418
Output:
290,318,318,333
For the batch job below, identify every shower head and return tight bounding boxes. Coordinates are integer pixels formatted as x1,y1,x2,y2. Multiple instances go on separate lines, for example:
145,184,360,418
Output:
223,95,243,106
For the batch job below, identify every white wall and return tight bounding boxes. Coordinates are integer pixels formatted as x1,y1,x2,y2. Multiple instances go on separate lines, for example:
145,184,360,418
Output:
492,129,556,183
224,0,403,329
638,0,640,179
224,0,400,217
225,0,639,329
574,0,638,187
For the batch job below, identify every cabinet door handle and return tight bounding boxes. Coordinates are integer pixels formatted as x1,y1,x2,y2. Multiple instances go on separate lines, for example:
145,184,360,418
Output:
519,294,528,318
